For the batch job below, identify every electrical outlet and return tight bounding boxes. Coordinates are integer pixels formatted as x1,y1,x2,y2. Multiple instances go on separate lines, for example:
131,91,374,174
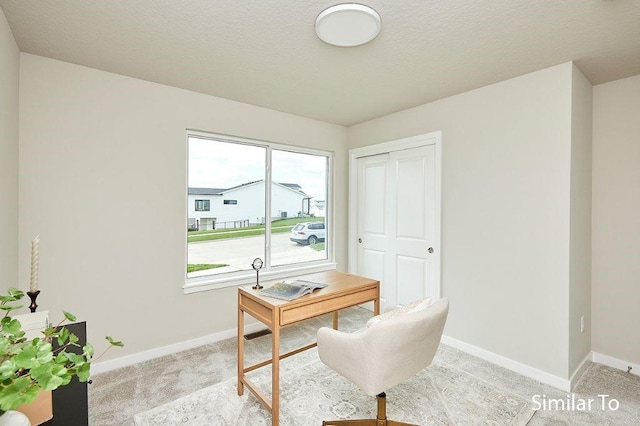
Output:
580,315,585,333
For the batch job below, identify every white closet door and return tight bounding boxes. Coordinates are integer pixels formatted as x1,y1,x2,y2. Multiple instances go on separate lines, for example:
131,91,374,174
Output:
356,144,437,311
356,153,392,308
391,145,436,305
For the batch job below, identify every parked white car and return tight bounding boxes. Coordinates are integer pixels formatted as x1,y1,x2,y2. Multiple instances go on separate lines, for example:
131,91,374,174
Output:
290,222,326,245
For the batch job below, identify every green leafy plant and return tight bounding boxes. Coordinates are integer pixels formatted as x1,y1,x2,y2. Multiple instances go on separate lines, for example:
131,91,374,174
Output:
0,287,123,412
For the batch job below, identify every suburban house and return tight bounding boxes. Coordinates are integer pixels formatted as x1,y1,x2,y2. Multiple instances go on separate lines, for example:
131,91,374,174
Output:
187,181,310,230
309,200,326,218
1,1,639,424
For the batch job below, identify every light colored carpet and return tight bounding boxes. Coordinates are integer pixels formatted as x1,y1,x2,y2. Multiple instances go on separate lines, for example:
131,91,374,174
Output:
89,307,640,425
134,347,535,425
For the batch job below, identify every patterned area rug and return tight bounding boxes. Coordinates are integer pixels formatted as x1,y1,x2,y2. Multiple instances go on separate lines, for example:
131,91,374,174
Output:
134,348,535,425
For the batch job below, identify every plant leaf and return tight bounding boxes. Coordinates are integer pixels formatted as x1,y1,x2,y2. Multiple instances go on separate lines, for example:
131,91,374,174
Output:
83,343,94,359
0,376,38,411
68,333,79,345
0,304,24,312
0,359,17,381
1,318,23,335
76,362,91,382
57,327,70,346
32,363,70,391
42,326,58,338
7,287,24,299
106,336,124,347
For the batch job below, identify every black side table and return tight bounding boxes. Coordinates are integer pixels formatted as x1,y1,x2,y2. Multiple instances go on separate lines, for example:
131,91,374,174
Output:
42,321,89,426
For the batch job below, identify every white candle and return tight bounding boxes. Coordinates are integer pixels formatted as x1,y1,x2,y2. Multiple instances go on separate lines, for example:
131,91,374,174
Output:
30,236,40,292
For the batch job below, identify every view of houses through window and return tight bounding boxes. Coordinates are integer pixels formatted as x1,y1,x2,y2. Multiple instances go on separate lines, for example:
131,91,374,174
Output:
187,134,329,279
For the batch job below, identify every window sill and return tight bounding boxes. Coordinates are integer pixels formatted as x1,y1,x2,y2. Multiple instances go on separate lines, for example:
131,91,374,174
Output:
182,262,338,294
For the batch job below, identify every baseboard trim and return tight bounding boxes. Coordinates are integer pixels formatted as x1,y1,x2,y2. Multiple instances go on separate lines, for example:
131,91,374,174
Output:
441,335,571,391
93,327,639,386
91,321,268,375
592,351,640,377
569,352,592,390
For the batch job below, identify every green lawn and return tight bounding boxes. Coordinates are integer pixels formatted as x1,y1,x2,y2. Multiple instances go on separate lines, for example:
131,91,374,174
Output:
187,263,228,273
310,242,325,251
188,217,322,243
188,228,269,243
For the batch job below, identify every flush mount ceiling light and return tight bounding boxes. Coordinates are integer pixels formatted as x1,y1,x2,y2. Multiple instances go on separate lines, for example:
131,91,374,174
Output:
315,3,381,47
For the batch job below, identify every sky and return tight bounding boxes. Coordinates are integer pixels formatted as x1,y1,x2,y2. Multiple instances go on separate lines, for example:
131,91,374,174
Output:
188,136,327,200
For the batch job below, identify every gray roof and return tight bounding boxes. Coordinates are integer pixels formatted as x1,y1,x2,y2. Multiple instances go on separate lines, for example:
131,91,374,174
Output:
222,180,262,192
189,181,307,196
280,183,302,191
188,187,224,195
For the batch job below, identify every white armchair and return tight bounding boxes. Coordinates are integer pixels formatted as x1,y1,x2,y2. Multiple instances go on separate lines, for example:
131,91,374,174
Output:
317,297,449,426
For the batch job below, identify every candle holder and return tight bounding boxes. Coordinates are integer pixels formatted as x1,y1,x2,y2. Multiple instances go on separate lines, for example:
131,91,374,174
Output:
27,290,40,313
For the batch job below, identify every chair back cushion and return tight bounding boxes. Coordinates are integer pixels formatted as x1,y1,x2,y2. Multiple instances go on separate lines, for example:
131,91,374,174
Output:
317,298,449,396
365,297,431,328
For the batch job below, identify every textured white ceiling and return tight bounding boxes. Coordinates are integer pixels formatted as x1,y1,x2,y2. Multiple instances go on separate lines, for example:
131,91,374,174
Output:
1,0,639,126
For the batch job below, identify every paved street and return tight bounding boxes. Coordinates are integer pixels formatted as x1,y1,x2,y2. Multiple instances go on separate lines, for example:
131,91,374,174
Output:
187,233,326,277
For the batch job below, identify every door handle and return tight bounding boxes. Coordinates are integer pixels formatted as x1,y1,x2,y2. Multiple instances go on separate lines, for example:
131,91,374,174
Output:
428,247,434,254
358,238,362,243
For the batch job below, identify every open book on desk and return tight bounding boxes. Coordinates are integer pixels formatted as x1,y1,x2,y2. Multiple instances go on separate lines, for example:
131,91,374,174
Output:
258,279,328,301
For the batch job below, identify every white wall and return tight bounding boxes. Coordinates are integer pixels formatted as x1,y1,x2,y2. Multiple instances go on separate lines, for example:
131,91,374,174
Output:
568,64,593,374
0,8,19,287
12,42,633,382
349,63,578,379
592,75,640,366
18,53,348,361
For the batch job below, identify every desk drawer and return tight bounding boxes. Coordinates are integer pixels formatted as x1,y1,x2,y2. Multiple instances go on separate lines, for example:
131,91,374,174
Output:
280,287,378,326
240,294,273,327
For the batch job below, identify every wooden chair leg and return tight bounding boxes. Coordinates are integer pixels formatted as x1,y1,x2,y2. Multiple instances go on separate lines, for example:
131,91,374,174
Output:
376,392,387,421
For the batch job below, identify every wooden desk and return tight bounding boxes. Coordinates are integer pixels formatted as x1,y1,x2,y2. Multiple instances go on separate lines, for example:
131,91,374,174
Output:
237,270,379,425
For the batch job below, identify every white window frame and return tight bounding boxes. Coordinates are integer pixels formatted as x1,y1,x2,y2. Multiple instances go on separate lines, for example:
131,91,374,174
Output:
184,131,336,294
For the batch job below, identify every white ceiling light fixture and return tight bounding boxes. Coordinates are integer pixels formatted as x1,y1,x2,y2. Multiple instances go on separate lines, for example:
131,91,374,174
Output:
315,3,381,47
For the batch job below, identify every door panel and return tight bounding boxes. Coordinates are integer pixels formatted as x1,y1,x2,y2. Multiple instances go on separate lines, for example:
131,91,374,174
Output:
361,249,387,301
396,156,426,239
392,146,436,307
357,154,391,308
397,255,427,305
361,160,387,236
356,143,437,311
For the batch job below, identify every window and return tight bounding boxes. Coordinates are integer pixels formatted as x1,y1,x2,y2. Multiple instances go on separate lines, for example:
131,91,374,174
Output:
186,132,332,289
195,200,210,211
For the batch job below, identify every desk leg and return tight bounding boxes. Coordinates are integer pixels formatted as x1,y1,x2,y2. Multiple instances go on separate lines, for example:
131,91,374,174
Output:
374,298,380,315
272,310,280,425
332,311,338,329
237,302,244,396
